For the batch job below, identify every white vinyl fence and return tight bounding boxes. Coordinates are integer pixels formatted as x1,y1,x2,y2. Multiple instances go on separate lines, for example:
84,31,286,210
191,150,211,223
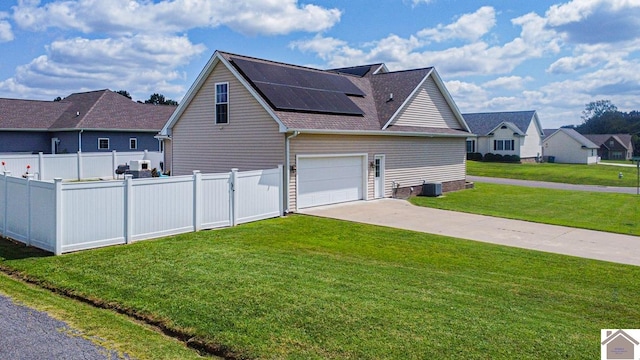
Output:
0,150,164,181
0,166,283,255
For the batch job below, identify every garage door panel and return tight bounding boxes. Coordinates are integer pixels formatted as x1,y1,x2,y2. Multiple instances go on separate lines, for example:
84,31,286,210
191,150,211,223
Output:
298,156,364,209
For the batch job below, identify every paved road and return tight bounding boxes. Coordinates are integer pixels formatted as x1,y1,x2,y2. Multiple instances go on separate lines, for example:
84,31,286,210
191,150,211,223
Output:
467,175,639,194
0,293,127,359
301,199,640,266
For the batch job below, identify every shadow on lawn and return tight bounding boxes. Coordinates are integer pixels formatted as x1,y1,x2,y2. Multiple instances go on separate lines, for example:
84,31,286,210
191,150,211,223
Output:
0,237,52,261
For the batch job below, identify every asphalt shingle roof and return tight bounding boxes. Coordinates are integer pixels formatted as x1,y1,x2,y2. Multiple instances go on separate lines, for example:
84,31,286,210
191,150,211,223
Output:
549,128,599,148
0,89,176,132
462,111,537,136
220,52,466,134
583,134,633,150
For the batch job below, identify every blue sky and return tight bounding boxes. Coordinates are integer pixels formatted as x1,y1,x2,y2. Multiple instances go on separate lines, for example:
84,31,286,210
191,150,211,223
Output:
1,0,640,128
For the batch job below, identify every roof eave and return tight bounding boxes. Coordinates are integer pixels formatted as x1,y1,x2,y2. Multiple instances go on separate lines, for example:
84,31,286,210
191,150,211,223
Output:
284,128,470,138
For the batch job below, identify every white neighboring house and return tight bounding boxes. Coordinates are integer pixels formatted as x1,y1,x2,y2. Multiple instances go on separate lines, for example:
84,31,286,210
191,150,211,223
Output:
463,111,544,161
542,128,599,164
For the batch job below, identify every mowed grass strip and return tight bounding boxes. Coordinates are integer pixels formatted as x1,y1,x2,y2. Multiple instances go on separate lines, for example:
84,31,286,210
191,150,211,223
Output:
410,182,640,236
0,273,208,360
2,216,639,359
467,160,640,187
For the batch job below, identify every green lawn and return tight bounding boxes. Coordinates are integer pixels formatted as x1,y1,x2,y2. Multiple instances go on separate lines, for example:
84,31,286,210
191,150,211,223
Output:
411,182,640,236
467,160,639,187
2,216,639,359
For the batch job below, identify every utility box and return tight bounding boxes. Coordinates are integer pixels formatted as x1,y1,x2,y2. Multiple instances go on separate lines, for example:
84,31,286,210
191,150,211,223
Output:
421,182,442,197
129,160,150,171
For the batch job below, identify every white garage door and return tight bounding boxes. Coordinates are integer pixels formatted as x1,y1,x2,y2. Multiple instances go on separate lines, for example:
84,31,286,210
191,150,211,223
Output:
297,156,364,209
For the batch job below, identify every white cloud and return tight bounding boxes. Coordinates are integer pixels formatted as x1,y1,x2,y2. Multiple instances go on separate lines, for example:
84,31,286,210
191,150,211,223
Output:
547,52,608,73
545,0,640,44
484,76,533,90
0,34,205,100
292,7,562,79
12,0,342,36
290,34,349,60
411,0,433,5
418,6,496,42
0,12,13,42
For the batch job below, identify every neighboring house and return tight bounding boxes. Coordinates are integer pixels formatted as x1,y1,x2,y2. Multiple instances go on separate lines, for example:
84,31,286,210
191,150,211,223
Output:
583,134,634,160
542,128,599,164
0,89,176,155
159,51,472,211
462,111,544,162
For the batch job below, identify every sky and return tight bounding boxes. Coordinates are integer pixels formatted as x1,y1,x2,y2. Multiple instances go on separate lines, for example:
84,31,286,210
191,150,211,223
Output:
1,0,640,128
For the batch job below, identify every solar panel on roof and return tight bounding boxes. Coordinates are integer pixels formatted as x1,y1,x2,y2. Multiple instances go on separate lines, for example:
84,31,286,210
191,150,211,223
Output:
254,82,364,116
231,57,365,97
333,66,371,77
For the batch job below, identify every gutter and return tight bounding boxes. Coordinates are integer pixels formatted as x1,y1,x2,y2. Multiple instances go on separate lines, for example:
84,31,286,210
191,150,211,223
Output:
283,128,471,138
78,129,83,152
285,131,300,213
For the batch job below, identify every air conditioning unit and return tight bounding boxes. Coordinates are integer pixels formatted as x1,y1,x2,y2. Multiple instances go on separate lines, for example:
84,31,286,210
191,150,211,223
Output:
129,160,150,171
421,182,442,197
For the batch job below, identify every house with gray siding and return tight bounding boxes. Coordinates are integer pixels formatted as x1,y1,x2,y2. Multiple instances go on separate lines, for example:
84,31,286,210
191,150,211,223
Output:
0,89,175,154
160,51,472,211
463,111,544,161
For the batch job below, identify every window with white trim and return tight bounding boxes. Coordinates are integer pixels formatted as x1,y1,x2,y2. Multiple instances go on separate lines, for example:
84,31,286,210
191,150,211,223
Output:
494,139,514,151
98,138,110,150
215,82,229,124
129,138,137,150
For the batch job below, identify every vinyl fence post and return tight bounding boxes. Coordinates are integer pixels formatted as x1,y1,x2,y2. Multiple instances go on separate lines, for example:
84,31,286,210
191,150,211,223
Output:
112,150,117,180
124,174,133,244
278,164,284,216
2,171,10,238
193,170,202,232
38,152,44,180
1,172,8,237
231,168,238,227
26,175,32,246
77,151,83,181
54,178,63,255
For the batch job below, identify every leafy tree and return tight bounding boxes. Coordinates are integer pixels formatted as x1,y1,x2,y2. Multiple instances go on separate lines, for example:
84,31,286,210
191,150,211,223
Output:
53,96,62,102
581,100,617,121
144,93,178,106
116,90,132,99
573,100,640,156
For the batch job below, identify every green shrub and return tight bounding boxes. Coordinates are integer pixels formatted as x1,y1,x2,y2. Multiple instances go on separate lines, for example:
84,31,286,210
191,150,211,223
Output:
466,152,483,161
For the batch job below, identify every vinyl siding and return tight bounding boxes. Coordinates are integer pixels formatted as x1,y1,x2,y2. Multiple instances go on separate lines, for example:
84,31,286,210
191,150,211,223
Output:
520,120,543,159
171,63,284,175
543,131,598,164
289,134,465,210
163,138,172,173
392,77,462,129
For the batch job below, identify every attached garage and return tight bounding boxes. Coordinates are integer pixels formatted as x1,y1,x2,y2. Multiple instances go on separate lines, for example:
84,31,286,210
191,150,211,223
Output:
296,155,366,209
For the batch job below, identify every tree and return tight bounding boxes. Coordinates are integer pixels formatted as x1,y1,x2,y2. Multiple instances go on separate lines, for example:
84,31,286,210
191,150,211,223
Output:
116,90,132,99
581,100,617,121
572,100,640,156
144,93,178,106
53,96,62,102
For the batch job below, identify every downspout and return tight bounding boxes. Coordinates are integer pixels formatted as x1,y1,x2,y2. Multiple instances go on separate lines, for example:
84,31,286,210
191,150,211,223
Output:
78,129,84,152
285,131,300,213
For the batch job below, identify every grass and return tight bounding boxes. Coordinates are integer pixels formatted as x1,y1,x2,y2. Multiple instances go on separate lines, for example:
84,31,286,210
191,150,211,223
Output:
1,216,639,359
467,160,640,187
0,268,207,359
411,182,640,236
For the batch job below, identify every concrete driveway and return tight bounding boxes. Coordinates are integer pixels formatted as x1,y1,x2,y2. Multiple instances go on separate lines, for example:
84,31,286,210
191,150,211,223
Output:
300,199,640,266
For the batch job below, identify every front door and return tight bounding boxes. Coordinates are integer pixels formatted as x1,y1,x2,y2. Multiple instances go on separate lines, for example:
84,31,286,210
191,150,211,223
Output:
374,154,385,198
